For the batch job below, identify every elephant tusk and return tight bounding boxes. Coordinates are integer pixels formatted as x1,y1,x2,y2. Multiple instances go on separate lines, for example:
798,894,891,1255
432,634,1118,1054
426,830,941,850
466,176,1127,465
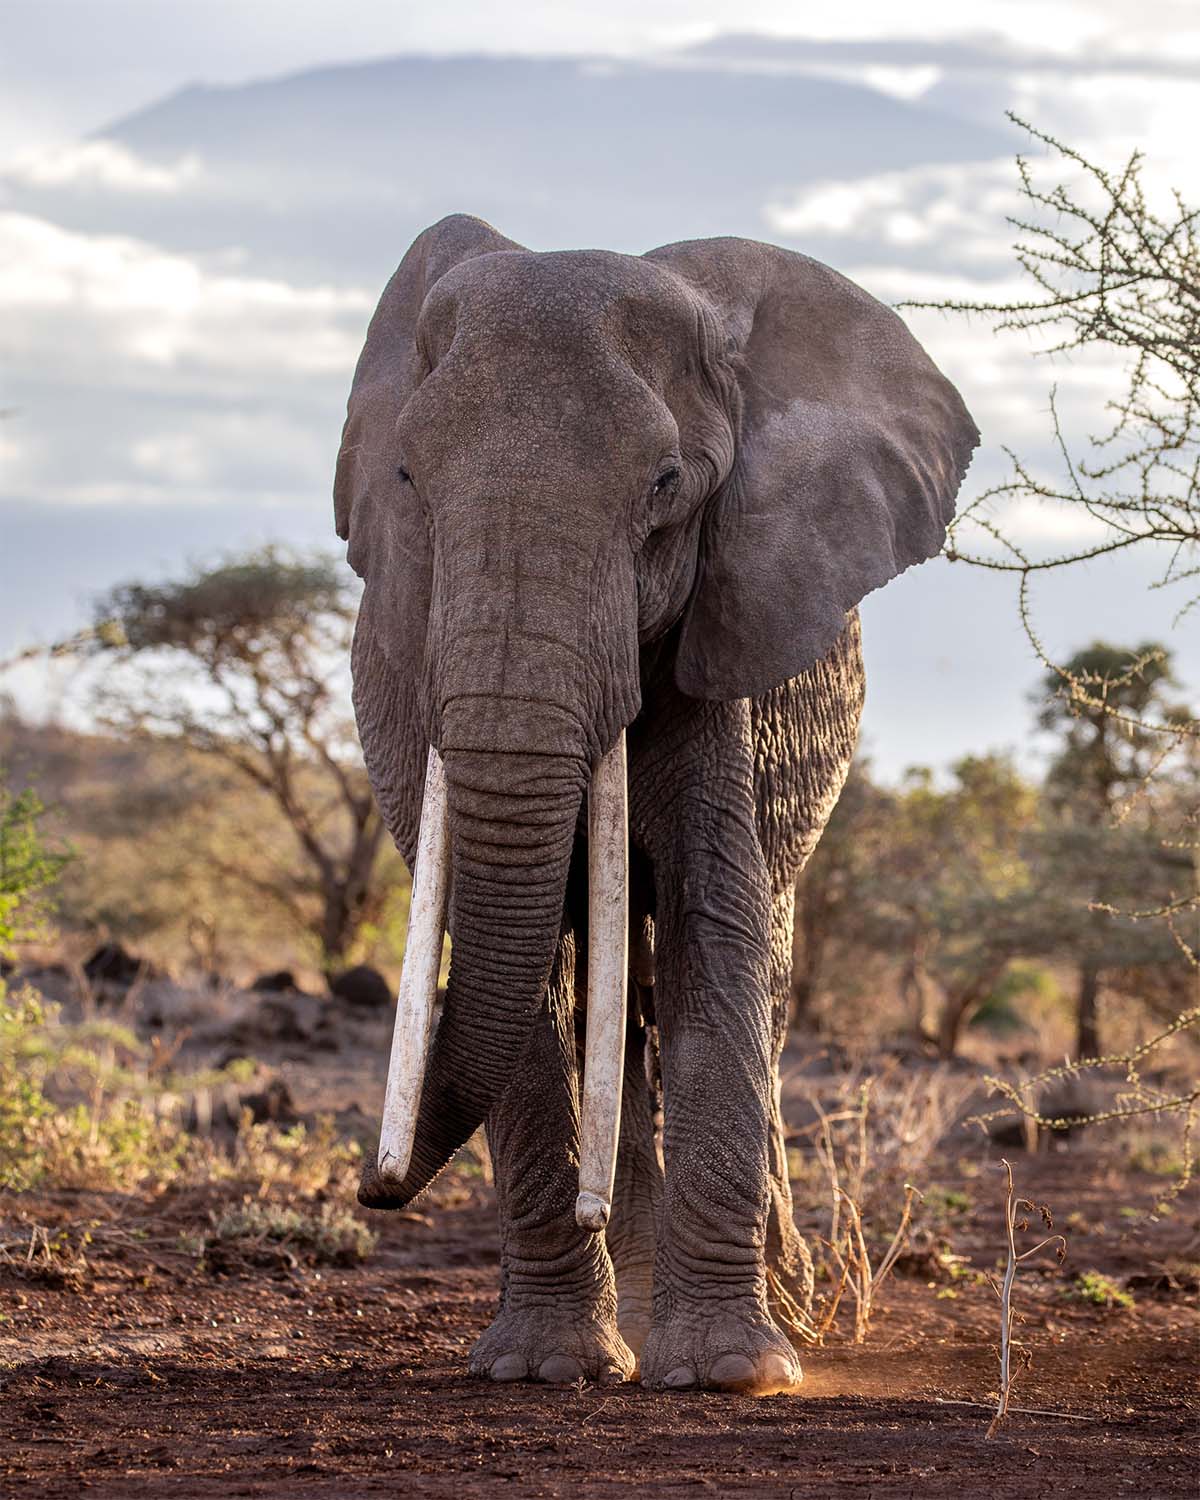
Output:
377,746,451,1189
576,730,629,1232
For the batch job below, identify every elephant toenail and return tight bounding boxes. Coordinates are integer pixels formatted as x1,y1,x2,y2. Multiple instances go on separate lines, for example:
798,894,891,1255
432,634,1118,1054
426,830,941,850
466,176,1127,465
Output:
662,1365,697,1390
709,1353,758,1387
538,1354,584,1383
759,1353,801,1392
489,1353,529,1382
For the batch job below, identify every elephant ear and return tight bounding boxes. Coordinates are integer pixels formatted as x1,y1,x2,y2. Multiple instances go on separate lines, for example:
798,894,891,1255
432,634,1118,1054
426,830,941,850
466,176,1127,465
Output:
334,214,524,684
645,237,979,701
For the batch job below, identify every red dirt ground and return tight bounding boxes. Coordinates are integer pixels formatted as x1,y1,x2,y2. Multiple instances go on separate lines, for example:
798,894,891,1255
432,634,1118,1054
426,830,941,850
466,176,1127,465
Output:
2,1144,1197,1499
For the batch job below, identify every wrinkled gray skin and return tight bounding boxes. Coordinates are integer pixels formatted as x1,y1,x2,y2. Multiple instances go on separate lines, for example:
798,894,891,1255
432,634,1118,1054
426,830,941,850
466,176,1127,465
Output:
335,215,977,1393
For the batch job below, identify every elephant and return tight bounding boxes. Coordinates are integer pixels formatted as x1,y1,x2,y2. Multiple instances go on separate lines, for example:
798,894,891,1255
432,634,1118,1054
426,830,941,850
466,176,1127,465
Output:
334,214,977,1394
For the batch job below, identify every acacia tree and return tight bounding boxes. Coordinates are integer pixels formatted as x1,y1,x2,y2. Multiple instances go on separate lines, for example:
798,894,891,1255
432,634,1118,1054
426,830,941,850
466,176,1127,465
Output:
907,119,1198,962
876,756,1044,1058
90,549,384,975
796,754,1046,1056
1034,641,1192,1054
791,761,890,1027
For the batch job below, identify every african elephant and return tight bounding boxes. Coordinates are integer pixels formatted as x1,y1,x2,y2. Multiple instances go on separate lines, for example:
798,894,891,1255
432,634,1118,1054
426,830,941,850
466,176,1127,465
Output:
334,214,977,1393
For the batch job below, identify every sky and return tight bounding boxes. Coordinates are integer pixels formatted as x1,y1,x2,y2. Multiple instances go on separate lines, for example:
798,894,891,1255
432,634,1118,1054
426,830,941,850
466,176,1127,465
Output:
1,1,1197,777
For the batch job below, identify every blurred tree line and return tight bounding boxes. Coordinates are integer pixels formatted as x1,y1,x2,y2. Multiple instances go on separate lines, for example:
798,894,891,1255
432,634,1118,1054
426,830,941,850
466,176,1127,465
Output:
2,546,1192,1055
793,641,1196,1059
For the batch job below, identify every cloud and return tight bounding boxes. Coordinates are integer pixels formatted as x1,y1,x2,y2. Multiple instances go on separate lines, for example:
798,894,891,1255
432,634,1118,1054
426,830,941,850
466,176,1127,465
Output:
0,210,373,511
4,140,202,194
767,159,1019,263
0,211,372,390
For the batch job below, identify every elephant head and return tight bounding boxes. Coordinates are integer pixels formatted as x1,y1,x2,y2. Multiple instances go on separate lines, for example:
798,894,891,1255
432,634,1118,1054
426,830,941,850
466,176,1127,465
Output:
335,214,977,1210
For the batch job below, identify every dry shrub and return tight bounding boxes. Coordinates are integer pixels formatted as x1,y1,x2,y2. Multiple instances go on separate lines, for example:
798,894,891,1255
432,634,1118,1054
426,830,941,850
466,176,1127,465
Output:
202,1199,376,1272
789,1063,973,1342
986,1159,1067,1438
791,1061,974,1221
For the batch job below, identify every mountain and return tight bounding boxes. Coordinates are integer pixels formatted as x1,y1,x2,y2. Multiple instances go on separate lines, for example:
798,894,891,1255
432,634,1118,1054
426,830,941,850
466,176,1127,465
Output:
8,53,1015,285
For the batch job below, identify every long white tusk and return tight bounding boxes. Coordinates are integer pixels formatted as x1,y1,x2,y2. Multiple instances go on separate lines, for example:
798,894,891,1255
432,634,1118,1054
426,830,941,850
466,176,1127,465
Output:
576,731,629,1232
377,746,451,1188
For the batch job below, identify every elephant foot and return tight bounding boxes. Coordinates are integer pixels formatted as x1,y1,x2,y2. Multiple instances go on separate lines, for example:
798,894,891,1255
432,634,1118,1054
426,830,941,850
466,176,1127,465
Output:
469,1303,634,1386
640,1299,802,1394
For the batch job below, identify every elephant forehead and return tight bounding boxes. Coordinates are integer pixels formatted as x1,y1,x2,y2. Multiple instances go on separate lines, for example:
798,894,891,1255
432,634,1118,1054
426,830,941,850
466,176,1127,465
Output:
400,343,675,485
420,249,698,360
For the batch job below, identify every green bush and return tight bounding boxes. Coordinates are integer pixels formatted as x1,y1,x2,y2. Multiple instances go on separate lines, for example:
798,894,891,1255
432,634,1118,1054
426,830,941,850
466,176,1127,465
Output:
205,1199,376,1267
1070,1270,1135,1310
0,775,70,959
0,984,187,1191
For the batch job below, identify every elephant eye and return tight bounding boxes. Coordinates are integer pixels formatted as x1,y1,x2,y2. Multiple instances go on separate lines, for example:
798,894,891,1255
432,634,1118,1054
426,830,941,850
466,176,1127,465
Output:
652,466,680,495
396,465,411,484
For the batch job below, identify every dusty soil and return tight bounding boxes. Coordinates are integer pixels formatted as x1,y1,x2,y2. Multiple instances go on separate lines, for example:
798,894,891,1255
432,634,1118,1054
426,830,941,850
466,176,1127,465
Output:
2,1145,1196,1500
2,985,1196,1497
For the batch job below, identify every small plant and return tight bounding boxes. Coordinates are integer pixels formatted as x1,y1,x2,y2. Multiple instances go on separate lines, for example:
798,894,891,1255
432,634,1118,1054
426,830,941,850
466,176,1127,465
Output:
218,1113,365,1198
204,1199,377,1269
0,1223,93,1287
1071,1270,1135,1310
0,987,205,1191
0,776,71,959
987,1158,1067,1438
932,1187,972,1215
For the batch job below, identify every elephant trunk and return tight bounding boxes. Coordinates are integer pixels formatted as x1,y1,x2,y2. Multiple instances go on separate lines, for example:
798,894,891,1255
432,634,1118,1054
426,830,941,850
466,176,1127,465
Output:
359,515,638,1215
361,734,629,1212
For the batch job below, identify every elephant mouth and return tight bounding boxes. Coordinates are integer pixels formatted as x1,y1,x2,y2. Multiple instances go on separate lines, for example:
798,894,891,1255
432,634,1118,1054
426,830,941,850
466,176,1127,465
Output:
375,732,630,1231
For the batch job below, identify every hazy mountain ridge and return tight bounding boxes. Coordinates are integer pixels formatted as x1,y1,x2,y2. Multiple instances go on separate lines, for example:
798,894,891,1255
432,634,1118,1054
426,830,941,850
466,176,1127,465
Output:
30,52,1018,284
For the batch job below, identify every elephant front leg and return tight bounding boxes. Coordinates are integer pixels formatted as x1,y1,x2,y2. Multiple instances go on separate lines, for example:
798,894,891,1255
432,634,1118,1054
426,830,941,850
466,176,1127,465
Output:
638,835,802,1395
471,937,634,1386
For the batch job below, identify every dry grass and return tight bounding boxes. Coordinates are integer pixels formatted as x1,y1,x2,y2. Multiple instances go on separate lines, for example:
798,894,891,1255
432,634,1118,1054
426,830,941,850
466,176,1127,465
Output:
788,1065,973,1343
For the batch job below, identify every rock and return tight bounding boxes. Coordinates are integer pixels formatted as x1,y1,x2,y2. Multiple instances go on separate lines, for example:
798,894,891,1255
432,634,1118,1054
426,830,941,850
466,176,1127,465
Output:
1037,1078,1099,1142
249,969,302,994
83,942,154,987
986,1077,1099,1151
177,1073,298,1133
330,964,392,1009
214,990,341,1054
240,1076,297,1124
